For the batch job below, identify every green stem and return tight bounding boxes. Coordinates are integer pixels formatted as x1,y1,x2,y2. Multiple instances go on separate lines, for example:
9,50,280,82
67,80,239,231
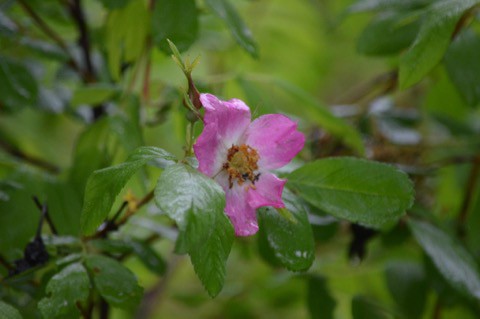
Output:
185,122,196,157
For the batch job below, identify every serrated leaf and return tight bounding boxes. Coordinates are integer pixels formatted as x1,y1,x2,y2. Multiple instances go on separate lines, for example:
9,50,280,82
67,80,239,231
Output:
357,11,420,56
257,190,315,272
399,0,480,89
152,0,198,53
155,163,224,229
70,84,119,107
205,0,258,57
0,301,22,319
385,261,427,319
307,276,336,319
81,146,177,235
155,163,233,297
287,157,414,229
409,219,480,299
444,29,480,107
185,208,234,297
0,56,38,110
38,263,90,319
85,255,143,309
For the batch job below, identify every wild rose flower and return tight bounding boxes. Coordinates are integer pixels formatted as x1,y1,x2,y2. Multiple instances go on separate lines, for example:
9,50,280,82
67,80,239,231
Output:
194,94,305,236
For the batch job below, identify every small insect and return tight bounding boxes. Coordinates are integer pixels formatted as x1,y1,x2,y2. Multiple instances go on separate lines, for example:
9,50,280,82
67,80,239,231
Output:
252,173,261,184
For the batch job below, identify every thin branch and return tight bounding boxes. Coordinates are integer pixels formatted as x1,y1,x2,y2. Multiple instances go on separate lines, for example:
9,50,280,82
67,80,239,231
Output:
32,197,58,235
85,190,155,240
68,0,96,82
0,139,60,174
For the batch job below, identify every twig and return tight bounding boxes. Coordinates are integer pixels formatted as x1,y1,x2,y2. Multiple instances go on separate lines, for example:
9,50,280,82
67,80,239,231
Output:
99,298,109,319
456,155,480,238
86,190,155,240
32,197,58,235
0,139,60,174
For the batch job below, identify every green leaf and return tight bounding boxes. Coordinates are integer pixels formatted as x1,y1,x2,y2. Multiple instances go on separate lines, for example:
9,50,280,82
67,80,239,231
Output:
444,29,480,107
399,0,480,89
0,301,22,319
352,295,393,319
348,0,431,13
287,157,414,229
385,261,427,319
155,163,233,297
357,12,420,56
204,0,258,57
70,84,119,107
155,163,224,229
128,240,167,275
184,207,234,297
38,263,90,319
0,56,38,110
152,0,198,53
307,276,336,319
257,190,315,271
81,146,177,235
409,219,480,299
106,0,149,80
85,255,143,309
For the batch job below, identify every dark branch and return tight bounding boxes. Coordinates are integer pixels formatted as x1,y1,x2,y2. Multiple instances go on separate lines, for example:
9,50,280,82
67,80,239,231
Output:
457,155,480,238
32,197,58,235
0,139,60,174
68,0,96,82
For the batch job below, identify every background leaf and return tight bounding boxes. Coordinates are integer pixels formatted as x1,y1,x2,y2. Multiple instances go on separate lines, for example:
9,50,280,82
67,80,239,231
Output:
307,276,336,319
85,255,143,309
287,157,414,229
351,295,393,319
444,29,480,107
409,219,480,300
205,0,258,57
257,190,315,272
399,0,480,88
0,57,38,110
0,301,22,319
152,0,198,53
385,261,428,318
38,263,90,319
81,146,176,235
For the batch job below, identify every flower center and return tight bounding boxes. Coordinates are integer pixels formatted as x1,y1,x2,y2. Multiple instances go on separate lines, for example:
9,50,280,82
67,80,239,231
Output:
223,144,260,189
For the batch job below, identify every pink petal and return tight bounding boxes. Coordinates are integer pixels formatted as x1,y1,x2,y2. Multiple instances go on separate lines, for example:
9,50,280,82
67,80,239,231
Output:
244,114,305,170
225,185,259,236
247,172,286,209
194,94,251,176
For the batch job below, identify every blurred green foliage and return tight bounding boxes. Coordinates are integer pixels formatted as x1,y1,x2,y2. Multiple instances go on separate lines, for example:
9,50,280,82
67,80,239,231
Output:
0,0,480,318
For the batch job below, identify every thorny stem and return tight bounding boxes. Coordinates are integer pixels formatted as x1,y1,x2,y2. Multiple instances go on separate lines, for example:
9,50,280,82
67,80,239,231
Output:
185,121,196,157
456,155,480,238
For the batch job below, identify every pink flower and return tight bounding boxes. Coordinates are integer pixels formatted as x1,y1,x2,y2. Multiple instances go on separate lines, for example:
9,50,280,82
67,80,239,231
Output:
194,94,305,236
